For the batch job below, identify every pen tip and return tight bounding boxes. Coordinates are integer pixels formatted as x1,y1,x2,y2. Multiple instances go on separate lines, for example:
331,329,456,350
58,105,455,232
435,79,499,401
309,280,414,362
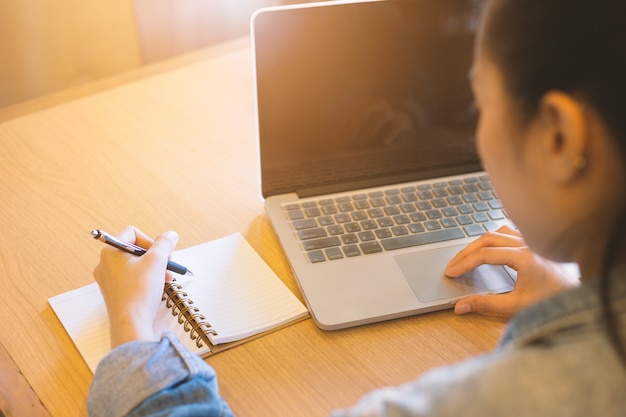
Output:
187,270,195,276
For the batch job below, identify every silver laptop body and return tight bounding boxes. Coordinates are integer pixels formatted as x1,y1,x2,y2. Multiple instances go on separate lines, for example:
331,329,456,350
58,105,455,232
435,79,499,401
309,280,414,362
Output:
252,0,516,330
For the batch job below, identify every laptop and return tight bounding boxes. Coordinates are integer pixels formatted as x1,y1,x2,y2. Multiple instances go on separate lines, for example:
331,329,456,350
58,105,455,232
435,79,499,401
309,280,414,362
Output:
251,0,516,330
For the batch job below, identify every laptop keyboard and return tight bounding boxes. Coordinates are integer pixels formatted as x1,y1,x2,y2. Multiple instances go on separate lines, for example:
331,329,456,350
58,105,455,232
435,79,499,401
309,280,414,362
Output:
282,174,508,263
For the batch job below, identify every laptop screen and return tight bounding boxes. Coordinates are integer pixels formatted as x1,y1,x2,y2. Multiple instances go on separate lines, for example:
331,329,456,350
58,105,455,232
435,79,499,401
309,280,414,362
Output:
254,0,483,198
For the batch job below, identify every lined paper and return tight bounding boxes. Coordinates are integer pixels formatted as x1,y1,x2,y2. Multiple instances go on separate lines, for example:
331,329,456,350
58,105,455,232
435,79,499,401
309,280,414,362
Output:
49,233,308,373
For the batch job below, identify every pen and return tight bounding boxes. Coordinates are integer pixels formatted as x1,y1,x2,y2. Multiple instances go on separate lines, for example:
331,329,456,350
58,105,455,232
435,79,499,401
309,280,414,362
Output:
91,229,194,276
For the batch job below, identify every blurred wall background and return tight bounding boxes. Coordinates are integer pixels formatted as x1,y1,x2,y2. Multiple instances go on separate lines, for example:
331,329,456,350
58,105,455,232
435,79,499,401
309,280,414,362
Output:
0,0,318,108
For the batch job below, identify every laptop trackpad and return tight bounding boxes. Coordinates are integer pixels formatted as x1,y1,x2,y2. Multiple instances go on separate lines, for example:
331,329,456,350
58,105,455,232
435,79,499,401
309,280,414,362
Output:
394,245,516,303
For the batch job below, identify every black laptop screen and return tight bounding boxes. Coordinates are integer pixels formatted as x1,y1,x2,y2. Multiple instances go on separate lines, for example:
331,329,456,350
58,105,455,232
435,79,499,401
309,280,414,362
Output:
254,0,483,198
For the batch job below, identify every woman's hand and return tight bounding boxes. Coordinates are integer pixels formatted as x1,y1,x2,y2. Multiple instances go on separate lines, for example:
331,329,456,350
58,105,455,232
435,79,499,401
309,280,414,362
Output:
93,226,178,348
445,226,579,316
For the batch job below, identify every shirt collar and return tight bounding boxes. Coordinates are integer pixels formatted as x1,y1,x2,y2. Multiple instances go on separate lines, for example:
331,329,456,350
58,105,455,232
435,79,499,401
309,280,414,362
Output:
499,272,626,350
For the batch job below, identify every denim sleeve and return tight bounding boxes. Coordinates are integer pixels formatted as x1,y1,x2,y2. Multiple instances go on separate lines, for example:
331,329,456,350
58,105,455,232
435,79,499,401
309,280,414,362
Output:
87,332,234,417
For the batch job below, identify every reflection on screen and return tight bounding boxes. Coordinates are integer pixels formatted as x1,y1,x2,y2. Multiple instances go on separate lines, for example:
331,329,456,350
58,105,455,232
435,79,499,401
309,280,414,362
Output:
254,0,482,197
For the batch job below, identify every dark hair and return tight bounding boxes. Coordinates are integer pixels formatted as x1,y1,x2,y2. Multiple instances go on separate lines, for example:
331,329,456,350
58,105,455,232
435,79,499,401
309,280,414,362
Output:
480,0,626,364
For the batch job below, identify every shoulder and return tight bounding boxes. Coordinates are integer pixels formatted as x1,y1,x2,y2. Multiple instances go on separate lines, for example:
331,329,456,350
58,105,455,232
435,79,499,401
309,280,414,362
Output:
334,337,625,417
416,336,625,416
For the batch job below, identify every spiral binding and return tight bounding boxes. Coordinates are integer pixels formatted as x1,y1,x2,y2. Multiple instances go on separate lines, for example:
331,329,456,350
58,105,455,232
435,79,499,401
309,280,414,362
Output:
162,279,218,348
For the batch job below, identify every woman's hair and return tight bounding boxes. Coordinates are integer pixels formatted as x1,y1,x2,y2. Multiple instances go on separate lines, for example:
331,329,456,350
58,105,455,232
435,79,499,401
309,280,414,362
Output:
479,0,626,364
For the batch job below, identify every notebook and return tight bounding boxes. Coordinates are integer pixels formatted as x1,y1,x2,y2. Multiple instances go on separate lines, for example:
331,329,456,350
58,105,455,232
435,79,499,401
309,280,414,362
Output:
252,0,517,330
49,233,308,373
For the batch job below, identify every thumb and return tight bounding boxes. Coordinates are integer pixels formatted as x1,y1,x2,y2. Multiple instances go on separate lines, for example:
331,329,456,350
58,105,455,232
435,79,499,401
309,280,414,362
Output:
454,293,516,316
146,231,179,261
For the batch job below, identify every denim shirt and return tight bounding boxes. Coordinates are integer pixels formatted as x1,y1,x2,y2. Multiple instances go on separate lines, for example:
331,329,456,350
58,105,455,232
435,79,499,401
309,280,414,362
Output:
87,277,626,417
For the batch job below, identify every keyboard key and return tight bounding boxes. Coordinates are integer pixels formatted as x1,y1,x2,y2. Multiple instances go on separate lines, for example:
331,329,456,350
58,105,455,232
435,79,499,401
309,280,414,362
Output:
361,220,378,230
393,214,411,225
297,228,328,240
328,225,345,235
456,215,473,225
458,205,474,214
408,223,425,233
307,250,326,263
341,234,358,244
285,203,300,210
416,201,432,210
472,212,490,223
351,211,368,221
425,220,442,230
418,190,433,200
287,209,305,220
292,219,317,230
378,217,394,227
384,206,401,216
488,209,505,220
370,197,386,207
302,237,341,251
345,222,361,233
478,191,494,201
335,213,351,223
441,218,458,228
318,216,335,226
448,186,464,195
463,194,478,203
367,208,385,218
354,200,370,210
325,247,344,260
343,245,361,257
464,224,485,236
338,202,355,212
381,228,465,250
305,207,322,217
391,225,409,236
489,199,504,209
358,231,376,242
410,212,427,222
375,228,393,239
478,181,492,191
442,207,458,217
399,203,416,213
401,193,417,202
473,202,490,212
484,221,501,232
386,195,402,205
302,201,318,208
426,209,442,220
321,205,338,215
360,241,383,254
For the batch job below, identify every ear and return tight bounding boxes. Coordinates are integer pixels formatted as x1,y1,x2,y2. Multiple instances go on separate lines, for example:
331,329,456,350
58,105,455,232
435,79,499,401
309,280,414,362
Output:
538,92,589,183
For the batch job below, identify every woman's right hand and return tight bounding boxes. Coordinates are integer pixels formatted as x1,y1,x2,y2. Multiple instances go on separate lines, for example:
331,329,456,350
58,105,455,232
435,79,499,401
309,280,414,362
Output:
93,226,179,348
445,226,579,316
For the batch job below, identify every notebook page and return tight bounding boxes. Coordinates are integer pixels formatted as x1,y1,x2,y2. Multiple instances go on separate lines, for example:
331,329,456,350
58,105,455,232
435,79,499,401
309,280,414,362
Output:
49,283,208,373
49,284,110,373
170,233,308,344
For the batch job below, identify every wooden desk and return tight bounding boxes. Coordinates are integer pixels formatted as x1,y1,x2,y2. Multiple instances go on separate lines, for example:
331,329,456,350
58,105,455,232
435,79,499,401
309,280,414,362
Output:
0,37,506,417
